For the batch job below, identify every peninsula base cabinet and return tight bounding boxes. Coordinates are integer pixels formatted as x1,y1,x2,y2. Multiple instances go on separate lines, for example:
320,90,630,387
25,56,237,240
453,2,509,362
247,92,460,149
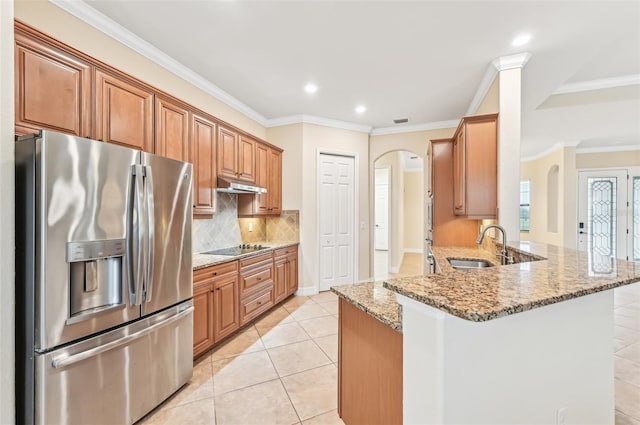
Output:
338,299,402,425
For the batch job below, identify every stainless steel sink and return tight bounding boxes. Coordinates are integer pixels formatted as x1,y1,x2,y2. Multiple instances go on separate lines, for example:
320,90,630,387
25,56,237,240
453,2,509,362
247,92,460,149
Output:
447,258,495,270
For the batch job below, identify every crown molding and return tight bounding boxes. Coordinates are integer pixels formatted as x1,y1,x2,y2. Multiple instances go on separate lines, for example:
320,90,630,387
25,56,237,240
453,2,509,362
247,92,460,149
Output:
576,144,640,154
370,119,459,136
552,74,640,95
520,141,580,162
492,52,532,72
466,64,499,116
49,0,268,126
265,115,372,134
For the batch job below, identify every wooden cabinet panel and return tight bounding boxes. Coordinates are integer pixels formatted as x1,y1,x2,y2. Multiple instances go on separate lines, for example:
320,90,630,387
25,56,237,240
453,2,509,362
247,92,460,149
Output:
155,96,190,162
274,258,287,303
192,113,217,215
15,32,91,137
430,140,479,247
238,135,256,183
286,253,298,295
193,283,215,358
338,299,402,425
268,148,283,214
213,275,240,341
217,126,238,180
452,114,498,219
253,143,270,214
95,69,153,152
239,263,273,298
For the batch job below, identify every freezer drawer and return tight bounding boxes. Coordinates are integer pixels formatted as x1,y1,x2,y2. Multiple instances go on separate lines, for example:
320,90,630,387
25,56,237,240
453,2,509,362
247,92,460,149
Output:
34,302,193,425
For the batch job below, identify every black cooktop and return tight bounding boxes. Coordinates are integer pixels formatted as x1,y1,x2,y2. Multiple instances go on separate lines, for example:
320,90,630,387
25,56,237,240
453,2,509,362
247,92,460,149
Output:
203,244,269,256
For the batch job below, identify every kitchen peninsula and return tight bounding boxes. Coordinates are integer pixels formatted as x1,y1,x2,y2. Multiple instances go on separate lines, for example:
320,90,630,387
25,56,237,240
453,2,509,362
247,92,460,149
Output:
333,242,640,425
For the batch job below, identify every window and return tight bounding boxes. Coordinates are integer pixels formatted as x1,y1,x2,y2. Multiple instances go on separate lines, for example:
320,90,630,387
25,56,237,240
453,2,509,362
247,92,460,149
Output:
520,180,531,232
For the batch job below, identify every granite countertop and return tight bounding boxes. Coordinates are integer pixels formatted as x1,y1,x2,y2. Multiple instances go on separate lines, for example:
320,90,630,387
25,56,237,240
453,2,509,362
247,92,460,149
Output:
192,241,299,270
331,281,402,331
385,241,640,322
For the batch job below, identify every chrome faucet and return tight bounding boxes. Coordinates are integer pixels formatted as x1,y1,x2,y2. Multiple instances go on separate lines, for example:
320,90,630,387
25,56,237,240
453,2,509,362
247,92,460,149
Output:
476,224,514,265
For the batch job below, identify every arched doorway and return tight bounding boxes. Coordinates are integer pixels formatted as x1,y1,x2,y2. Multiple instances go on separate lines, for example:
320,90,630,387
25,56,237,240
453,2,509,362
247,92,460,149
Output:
373,150,425,279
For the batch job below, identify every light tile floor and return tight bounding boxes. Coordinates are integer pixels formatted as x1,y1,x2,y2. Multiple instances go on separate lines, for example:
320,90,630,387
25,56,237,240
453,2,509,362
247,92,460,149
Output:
139,292,344,425
374,249,424,280
140,283,640,425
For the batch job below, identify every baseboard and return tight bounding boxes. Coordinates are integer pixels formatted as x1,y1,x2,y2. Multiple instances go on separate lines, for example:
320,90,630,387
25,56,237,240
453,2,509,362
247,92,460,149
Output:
389,266,400,273
404,248,423,254
295,286,319,296
357,277,375,283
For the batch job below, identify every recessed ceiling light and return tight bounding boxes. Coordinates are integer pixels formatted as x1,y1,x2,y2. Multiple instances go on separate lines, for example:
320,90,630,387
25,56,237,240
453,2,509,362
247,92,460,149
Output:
512,34,532,47
355,105,366,114
304,83,318,94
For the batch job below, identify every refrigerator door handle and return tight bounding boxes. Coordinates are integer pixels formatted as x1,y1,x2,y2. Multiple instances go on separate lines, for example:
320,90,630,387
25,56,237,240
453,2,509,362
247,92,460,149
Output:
51,306,194,369
129,164,146,306
144,166,155,303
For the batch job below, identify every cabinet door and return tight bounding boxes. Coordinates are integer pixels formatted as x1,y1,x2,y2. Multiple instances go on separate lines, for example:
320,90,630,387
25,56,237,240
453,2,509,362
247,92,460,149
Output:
155,96,190,161
15,32,91,137
95,69,154,152
213,275,240,342
274,258,288,303
192,113,217,216
237,135,256,182
193,282,215,357
268,148,283,214
217,126,238,179
286,253,298,295
453,130,466,215
254,143,270,214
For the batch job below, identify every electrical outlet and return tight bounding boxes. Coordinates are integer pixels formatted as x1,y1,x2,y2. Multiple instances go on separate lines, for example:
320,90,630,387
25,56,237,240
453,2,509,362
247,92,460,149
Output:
248,222,254,232
557,407,568,425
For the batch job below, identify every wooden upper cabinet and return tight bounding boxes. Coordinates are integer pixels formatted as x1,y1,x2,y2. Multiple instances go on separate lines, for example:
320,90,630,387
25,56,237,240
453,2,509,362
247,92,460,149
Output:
452,113,498,219
14,30,91,137
94,69,154,152
253,143,270,214
155,96,190,162
268,148,283,215
237,143,283,217
192,113,217,216
237,135,256,183
217,125,238,180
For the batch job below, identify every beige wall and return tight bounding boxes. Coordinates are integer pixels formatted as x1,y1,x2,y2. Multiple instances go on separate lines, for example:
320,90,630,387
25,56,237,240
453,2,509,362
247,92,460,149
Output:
522,147,640,248
268,123,370,290
404,171,424,251
576,150,640,169
0,0,14,420
475,77,500,115
14,0,266,139
266,124,303,210
375,152,405,272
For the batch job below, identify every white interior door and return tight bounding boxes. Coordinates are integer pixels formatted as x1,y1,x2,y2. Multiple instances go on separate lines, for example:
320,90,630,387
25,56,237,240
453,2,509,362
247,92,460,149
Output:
578,170,628,274
374,167,390,250
319,153,355,291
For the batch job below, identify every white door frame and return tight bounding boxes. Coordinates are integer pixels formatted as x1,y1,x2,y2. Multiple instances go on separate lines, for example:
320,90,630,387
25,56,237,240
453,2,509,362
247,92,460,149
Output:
374,166,391,251
316,149,359,291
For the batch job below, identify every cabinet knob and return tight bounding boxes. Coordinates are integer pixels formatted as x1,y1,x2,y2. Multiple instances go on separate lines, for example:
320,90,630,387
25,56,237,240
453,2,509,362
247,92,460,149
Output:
257,277,262,281
212,272,217,276
257,301,262,305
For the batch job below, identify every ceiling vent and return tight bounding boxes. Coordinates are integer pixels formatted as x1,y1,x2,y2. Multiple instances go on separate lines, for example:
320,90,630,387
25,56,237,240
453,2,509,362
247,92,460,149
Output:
393,118,409,124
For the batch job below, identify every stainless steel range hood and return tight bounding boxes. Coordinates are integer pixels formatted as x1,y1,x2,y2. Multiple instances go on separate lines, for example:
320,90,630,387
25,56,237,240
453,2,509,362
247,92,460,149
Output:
216,177,267,194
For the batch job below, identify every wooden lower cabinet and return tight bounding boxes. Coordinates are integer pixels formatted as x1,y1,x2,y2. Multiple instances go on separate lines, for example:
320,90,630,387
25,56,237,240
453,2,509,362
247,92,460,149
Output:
338,298,402,425
192,245,299,359
192,261,239,358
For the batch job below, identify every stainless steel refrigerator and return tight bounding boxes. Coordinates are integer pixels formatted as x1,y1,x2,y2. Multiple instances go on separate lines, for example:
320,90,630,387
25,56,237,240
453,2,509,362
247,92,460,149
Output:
15,131,194,424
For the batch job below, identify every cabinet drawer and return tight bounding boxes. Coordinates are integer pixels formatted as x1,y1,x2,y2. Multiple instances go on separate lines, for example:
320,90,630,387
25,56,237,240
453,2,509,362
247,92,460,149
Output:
240,264,273,298
274,245,298,258
240,287,274,325
194,261,238,285
240,252,273,269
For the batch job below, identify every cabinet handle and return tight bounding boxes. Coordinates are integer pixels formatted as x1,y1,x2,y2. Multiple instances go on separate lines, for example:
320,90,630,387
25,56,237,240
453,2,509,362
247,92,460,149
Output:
257,301,262,305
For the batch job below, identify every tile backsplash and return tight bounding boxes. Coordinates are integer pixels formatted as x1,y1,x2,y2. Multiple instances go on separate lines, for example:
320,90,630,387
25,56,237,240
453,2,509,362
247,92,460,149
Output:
192,193,241,253
193,193,300,253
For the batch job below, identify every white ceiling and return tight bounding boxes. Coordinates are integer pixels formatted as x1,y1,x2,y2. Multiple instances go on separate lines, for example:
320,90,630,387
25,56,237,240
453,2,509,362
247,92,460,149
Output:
76,0,640,158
